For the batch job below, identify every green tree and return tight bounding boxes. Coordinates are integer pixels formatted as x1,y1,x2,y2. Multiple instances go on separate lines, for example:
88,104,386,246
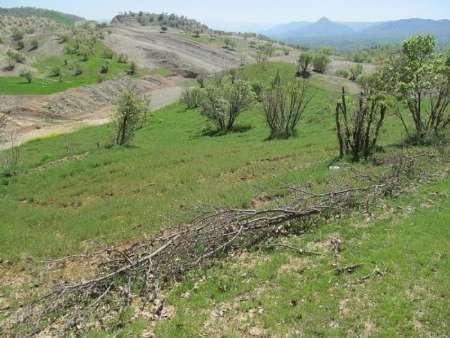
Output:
200,76,255,133
380,35,450,141
313,53,331,73
20,71,32,83
297,52,313,77
263,72,312,139
113,89,150,145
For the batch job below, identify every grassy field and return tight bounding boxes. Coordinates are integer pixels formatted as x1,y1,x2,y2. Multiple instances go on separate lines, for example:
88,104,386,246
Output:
0,62,404,260
0,42,130,95
1,61,448,337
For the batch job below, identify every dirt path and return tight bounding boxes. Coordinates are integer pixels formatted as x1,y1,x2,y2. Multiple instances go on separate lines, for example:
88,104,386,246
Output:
0,80,184,150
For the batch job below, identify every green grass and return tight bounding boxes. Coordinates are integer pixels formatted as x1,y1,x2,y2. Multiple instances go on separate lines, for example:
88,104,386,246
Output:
0,62,410,261
153,178,449,337
0,42,130,95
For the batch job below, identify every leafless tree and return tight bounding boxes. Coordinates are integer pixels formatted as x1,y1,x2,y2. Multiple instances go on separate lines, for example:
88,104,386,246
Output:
335,87,387,161
263,72,312,139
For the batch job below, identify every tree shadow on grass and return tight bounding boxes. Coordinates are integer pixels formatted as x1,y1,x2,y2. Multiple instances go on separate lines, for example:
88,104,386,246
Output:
201,124,253,137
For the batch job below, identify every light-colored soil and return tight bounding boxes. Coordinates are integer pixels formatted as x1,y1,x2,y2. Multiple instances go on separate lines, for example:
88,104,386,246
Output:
270,50,377,93
105,24,241,75
0,76,184,149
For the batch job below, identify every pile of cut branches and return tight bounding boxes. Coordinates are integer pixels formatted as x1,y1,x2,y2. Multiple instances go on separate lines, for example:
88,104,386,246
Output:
2,153,441,336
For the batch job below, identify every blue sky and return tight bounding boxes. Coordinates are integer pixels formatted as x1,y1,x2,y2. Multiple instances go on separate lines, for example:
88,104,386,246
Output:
2,0,450,30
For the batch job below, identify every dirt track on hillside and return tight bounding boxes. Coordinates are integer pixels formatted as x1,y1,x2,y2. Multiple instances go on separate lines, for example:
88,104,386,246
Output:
0,76,184,149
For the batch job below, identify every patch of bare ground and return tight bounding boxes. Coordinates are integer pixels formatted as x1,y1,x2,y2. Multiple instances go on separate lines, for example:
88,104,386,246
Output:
0,76,184,149
105,24,241,76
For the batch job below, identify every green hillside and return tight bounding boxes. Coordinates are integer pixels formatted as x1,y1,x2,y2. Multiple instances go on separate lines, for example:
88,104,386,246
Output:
0,6,84,25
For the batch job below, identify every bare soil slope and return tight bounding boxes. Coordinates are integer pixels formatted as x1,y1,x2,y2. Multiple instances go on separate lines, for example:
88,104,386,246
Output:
105,23,241,76
0,76,184,149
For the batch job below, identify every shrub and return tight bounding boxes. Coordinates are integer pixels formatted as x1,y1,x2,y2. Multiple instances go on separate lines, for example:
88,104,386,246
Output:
223,38,236,50
99,62,109,74
79,52,89,62
113,89,150,145
297,52,313,77
49,66,61,77
118,54,128,64
160,26,168,33
20,70,32,83
29,39,39,51
313,53,330,73
11,29,23,42
15,40,24,50
335,87,387,161
7,50,25,64
251,81,264,102
102,47,114,59
200,76,255,133
349,64,363,81
127,62,137,75
336,69,349,79
182,87,203,109
72,63,83,76
263,72,311,139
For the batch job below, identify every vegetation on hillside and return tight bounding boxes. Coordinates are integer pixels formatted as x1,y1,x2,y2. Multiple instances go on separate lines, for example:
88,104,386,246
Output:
0,7,84,25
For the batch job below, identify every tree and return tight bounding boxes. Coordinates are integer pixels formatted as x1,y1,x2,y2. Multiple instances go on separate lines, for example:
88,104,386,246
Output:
380,35,450,142
20,71,32,83
29,39,39,51
182,87,203,109
313,53,331,73
335,86,387,161
127,62,137,75
223,38,236,50
113,89,150,145
349,64,363,81
297,52,313,77
263,72,311,139
200,76,255,133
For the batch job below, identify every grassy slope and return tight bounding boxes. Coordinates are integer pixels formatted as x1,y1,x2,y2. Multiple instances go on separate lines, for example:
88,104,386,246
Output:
152,179,449,337
0,62,404,260
0,42,130,95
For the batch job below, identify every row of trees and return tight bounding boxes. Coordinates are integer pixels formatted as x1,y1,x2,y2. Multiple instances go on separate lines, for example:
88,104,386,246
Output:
106,35,448,166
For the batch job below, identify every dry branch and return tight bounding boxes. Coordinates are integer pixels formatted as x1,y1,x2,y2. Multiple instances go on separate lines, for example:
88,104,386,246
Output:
2,153,438,336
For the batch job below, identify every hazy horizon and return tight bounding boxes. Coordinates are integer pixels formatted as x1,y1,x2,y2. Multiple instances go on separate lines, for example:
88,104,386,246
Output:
1,0,450,32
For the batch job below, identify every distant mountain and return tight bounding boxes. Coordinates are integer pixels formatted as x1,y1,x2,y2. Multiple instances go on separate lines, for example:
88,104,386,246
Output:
362,18,450,38
265,17,450,50
0,7,84,25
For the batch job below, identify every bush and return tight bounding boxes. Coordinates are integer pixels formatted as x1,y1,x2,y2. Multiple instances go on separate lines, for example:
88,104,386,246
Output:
15,40,24,50
335,69,349,79
251,81,264,102
263,72,311,139
349,64,363,81
11,29,23,42
102,47,114,59
200,76,255,133
49,66,61,77
335,87,387,161
160,26,168,33
118,54,128,64
20,71,32,83
99,62,109,74
127,62,137,75
313,53,330,73
182,87,203,109
297,52,313,77
79,52,89,62
113,89,150,145
72,63,83,76
29,39,39,51
7,50,25,64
